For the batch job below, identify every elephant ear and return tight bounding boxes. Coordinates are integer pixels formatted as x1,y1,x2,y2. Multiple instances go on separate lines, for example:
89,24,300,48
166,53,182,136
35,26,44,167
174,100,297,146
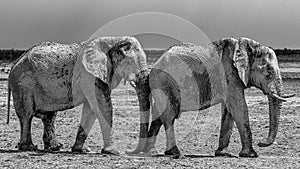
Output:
81,41,111,83
233,39,250,87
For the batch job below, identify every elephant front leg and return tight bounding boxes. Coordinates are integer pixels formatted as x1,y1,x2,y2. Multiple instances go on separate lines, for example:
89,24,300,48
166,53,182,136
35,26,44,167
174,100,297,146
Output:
96,102,119,155
227,89,258,158
234,113,257,158
42,111,63,151
72,102,96,153
215,103,234,156
93,86,119,155
81,78,119,155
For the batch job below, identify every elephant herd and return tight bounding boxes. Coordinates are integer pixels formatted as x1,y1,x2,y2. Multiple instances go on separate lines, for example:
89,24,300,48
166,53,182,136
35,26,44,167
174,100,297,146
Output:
6,36,294,158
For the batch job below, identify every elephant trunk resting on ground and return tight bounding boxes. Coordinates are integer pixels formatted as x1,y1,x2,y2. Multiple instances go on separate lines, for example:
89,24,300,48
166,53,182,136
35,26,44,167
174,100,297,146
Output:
128,37,294,158
7,36,148,154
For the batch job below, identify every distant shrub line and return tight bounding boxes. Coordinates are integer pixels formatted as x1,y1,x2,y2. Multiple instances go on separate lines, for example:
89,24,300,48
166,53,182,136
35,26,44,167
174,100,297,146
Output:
274,48,300,55
0,49,26,62
0,48,299,63
274,48,300,62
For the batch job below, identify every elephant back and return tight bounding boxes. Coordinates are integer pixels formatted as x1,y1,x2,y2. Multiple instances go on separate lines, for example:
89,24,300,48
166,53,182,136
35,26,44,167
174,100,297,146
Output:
27,42,82,72
151,44,225,111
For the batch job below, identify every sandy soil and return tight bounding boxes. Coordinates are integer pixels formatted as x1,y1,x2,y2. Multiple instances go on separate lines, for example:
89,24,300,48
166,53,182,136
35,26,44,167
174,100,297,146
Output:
0,76,299,168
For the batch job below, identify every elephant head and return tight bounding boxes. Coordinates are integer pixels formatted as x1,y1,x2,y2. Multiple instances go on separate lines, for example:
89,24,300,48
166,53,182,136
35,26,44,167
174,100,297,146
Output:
233,37,294,147
75,36,147,90
70,36,148,154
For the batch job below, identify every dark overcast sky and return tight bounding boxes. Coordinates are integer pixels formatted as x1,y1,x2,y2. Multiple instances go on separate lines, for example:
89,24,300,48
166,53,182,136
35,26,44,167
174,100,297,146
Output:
0,0,299,49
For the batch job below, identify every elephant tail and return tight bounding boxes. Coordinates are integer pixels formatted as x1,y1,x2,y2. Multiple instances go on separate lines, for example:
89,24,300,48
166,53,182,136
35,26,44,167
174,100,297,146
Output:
7,83,11,124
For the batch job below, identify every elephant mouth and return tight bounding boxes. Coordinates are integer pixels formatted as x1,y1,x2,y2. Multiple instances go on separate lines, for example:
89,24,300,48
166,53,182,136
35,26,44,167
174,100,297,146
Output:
263,86,295,102
123,72,136,85
261,83,295,102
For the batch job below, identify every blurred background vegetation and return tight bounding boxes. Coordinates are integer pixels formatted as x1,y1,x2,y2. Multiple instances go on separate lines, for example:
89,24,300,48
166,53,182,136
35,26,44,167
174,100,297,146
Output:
0,49,26,63
0,48,300,65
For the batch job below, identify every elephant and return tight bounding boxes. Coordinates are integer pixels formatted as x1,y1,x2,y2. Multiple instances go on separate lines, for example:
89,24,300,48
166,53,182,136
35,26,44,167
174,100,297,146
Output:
128,37,294,158
7,36,148,154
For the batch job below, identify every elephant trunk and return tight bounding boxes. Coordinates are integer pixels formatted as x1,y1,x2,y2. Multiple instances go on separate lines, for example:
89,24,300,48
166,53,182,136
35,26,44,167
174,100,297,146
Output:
126,69,151,154
257,95,282,147
258,71,283,147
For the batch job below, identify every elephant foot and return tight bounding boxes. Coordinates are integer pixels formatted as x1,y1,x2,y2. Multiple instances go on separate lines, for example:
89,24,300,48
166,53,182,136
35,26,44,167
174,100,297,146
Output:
71,145,91,153
126,146,158,157
146,147,159,156
125,144,151,155
257,140,273,147
125,147,144,155
44,140,63,151
239,149,258,158
101,146,119,155
164,146,180,158
17,142,38,151
215,148,235,157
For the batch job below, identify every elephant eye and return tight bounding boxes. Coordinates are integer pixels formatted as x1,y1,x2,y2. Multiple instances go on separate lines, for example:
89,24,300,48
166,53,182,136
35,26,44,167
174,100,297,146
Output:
236,50,242,56
266,73,273,80
266,64,273,71
266,65,274,78
124,45,131,51
123,59,131,65
116,50,123,55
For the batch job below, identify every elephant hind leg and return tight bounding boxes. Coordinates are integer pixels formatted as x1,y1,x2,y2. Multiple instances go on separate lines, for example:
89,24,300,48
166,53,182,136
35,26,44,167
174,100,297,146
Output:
215,103,234,156
144,118,163,155
161,103,180,157
163,122,180,157
13,92,37,151
145,101,181,157
40,111,63,151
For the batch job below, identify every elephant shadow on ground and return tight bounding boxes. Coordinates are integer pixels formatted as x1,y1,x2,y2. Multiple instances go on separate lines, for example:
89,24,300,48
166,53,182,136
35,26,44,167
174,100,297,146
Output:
184,153,238,158
0,149,103,156
149,153,238,159
0,149,238,158
125,153,237,159
0,149,22,153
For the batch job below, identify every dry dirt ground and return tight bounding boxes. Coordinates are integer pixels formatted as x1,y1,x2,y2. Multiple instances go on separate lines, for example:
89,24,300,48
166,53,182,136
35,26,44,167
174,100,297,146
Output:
0,75,299,168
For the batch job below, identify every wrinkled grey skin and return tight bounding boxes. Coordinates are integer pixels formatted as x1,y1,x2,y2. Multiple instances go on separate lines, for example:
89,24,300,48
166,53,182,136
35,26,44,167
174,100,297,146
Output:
8,36,147,154
128,38,294,158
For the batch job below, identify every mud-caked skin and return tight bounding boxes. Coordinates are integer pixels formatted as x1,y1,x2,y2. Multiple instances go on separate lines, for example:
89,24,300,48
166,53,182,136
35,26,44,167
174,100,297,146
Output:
131,37,294,158
8,36,148,153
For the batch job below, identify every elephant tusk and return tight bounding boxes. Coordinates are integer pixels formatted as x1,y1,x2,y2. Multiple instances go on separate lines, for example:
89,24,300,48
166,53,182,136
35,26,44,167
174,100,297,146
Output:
281,94,295,98
270,93,287,102
130,81,136,88
123,72,128,85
